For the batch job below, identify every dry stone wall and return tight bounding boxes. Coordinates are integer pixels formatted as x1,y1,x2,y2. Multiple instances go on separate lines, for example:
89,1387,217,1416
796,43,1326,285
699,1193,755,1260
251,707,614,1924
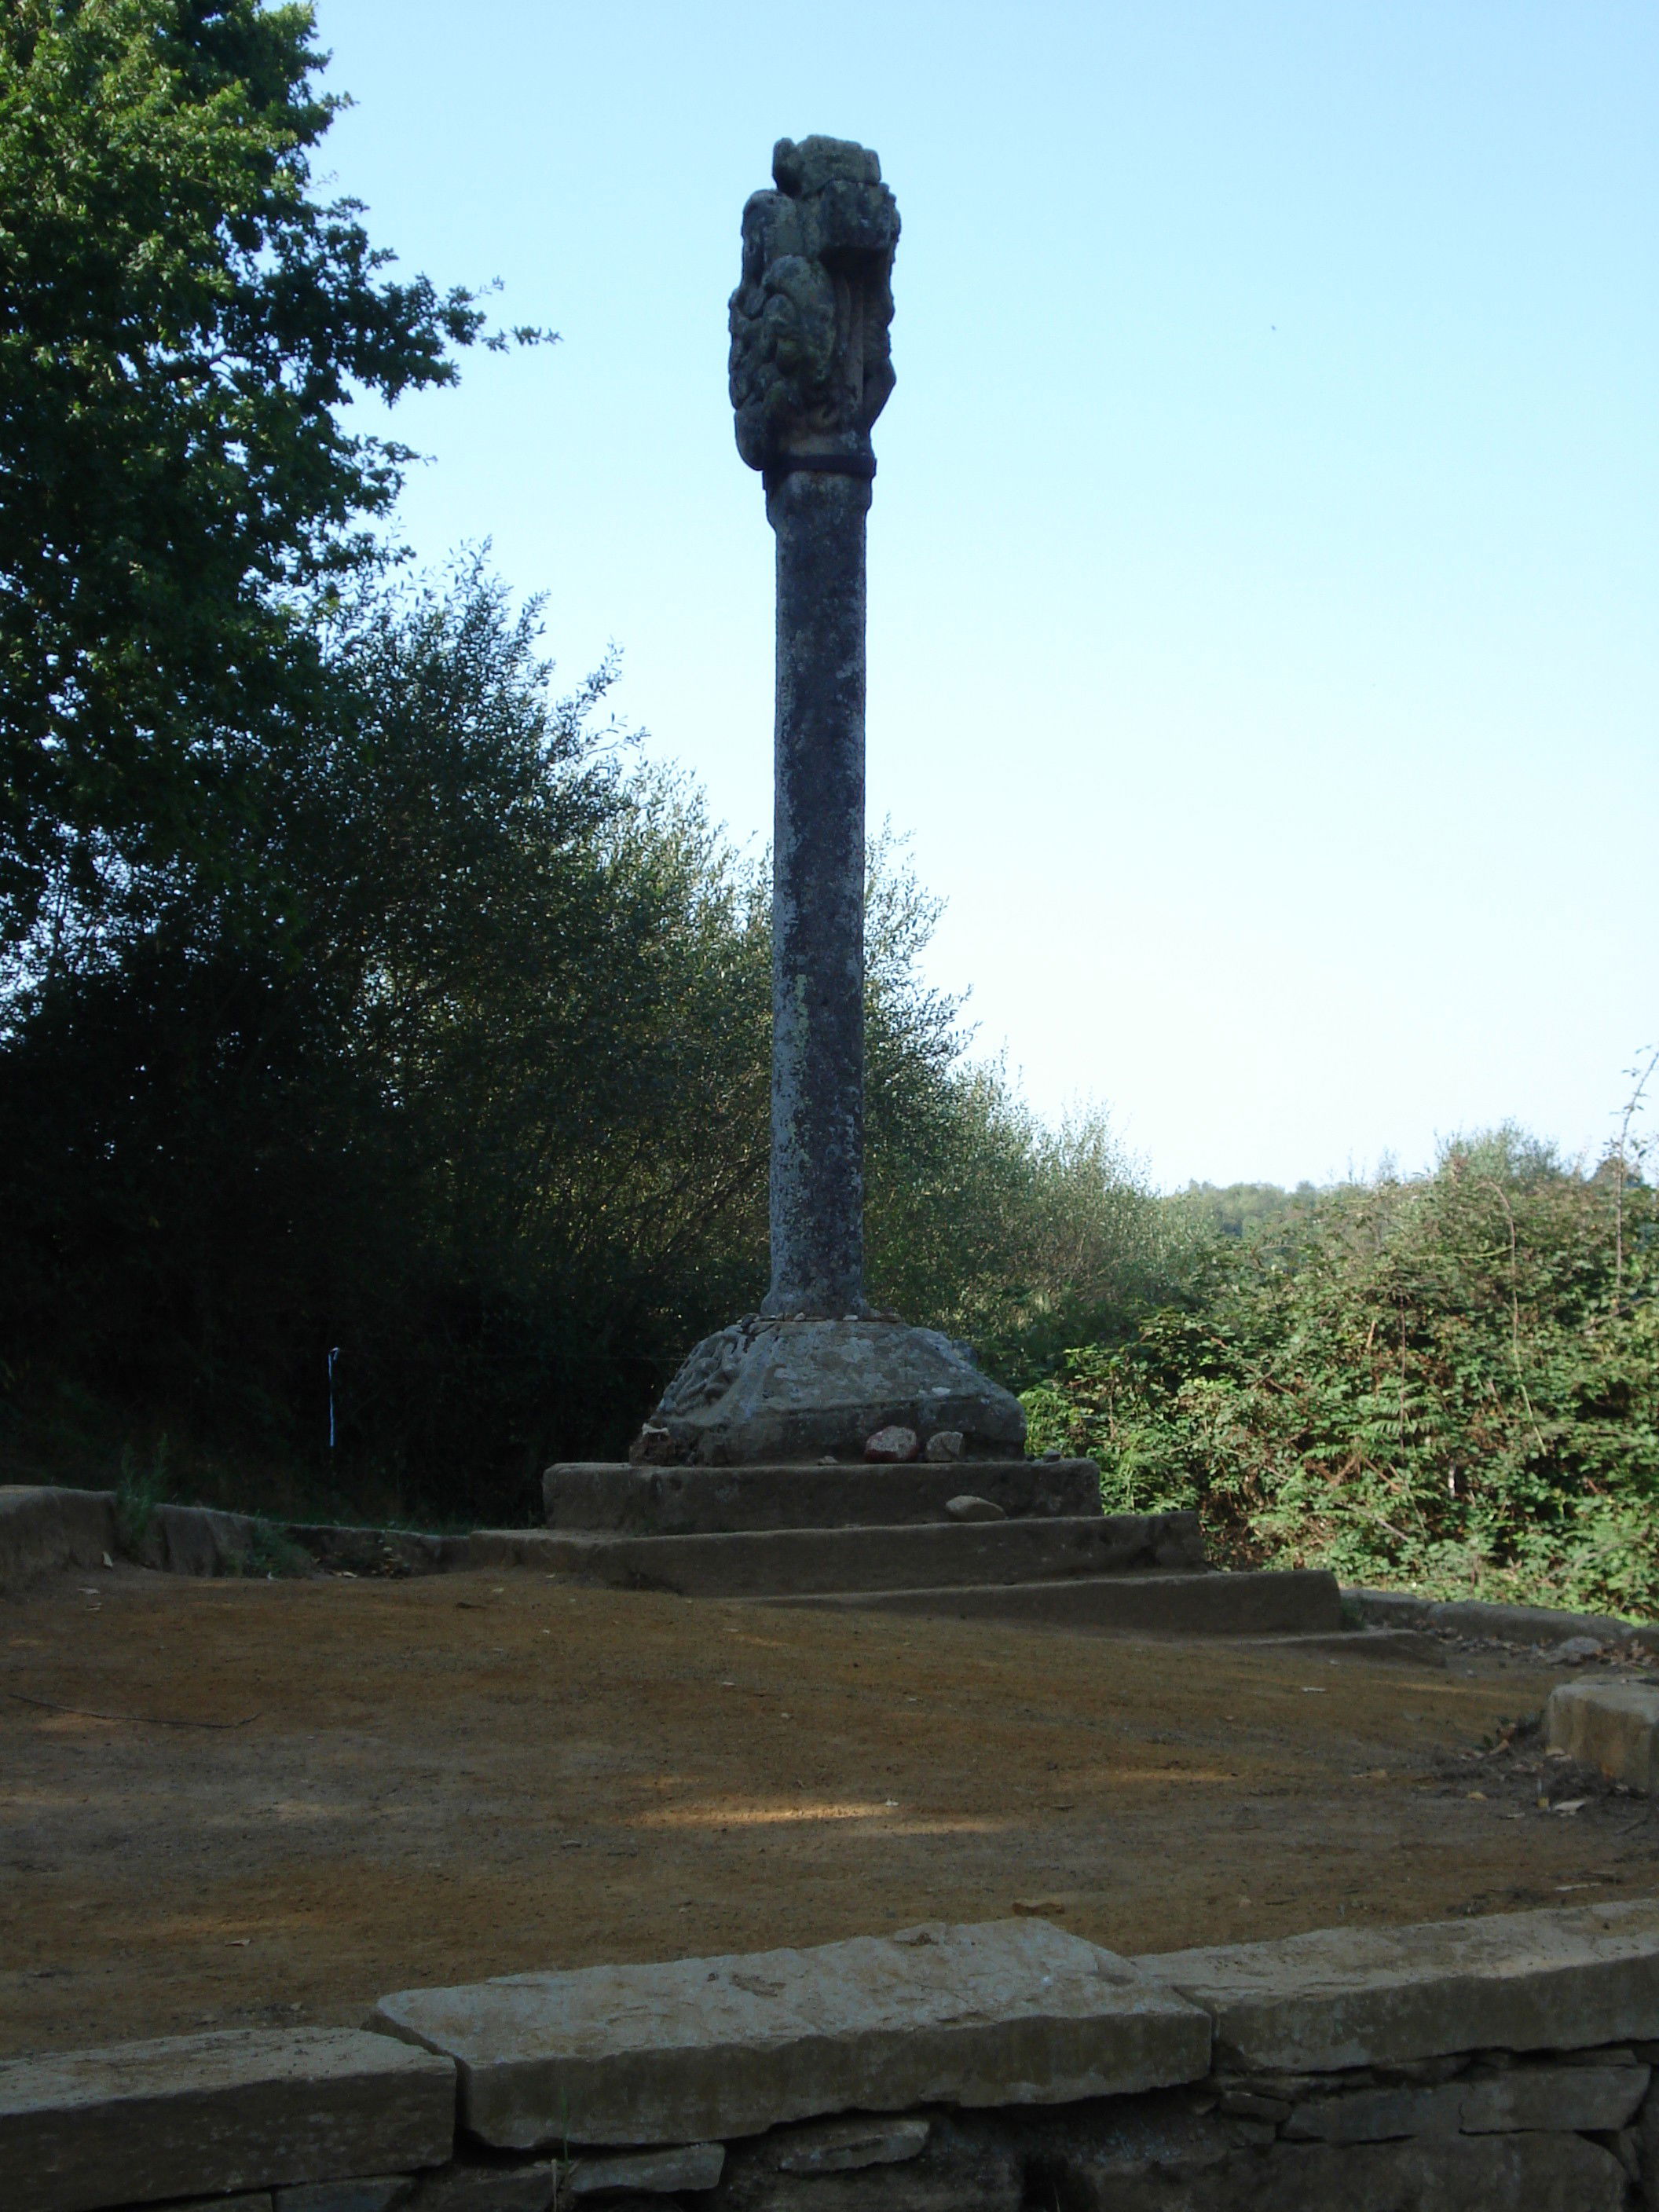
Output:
9,1903,1659,2212
0,1487,466,1593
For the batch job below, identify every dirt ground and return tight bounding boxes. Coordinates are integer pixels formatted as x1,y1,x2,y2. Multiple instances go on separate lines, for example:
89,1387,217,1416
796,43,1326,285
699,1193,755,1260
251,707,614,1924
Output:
5,1561,1657,2062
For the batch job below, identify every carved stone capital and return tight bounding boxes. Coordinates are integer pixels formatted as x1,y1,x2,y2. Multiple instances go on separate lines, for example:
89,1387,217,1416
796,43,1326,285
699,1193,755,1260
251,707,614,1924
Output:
728,136,900,477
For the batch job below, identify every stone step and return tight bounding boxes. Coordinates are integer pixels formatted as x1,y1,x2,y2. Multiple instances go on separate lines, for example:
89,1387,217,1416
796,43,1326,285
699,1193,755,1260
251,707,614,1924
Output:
760,1567,1343,1637
471,1514,1210,1599
541,1458,1107,1535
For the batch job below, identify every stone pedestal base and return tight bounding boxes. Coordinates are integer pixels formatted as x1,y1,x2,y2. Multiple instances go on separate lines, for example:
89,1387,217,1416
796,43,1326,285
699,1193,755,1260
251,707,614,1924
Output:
640,1316,1025,1466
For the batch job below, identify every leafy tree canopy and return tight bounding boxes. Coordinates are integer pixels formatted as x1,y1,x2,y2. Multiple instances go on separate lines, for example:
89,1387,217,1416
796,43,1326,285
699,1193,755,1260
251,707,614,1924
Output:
0,0,541,944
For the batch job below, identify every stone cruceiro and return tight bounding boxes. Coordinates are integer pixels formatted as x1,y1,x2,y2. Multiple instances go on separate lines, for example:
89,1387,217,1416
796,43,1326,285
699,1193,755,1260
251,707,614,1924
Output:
733,135,896,1328
368,1919,1211,2152
631,137,1025,1465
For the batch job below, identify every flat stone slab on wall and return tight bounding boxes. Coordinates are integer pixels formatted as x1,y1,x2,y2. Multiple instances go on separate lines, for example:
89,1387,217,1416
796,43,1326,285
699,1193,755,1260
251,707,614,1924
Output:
370,1919,1211,2152
540,1461,1114,1537
0,2027,456,2212
1137,1898,1659,2071
1546,1675,1659,1792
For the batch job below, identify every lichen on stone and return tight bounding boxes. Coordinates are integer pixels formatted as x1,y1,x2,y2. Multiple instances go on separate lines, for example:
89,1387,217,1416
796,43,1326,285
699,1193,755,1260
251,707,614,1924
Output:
728,136,900,474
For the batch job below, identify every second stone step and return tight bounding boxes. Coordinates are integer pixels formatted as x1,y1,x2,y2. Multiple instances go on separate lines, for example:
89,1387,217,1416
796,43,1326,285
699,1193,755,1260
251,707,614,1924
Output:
473,1514,1210,1599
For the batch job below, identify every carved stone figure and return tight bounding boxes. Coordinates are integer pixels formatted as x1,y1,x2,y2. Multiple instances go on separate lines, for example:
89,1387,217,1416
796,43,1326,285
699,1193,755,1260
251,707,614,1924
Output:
727,136,899,480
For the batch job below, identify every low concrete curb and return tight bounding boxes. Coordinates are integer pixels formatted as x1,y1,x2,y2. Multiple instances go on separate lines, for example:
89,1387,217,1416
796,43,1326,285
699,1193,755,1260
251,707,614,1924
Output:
1347,1584,1659,1652
1546,1675,1659,1791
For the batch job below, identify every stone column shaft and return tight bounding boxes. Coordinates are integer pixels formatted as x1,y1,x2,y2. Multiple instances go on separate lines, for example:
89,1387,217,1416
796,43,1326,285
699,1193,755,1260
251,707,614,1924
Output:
763,470,871,1318
627,134,1027,1463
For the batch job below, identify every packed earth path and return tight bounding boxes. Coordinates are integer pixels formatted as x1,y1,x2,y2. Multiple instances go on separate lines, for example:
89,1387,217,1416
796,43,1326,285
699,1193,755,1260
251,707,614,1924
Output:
4,1562,1657,2061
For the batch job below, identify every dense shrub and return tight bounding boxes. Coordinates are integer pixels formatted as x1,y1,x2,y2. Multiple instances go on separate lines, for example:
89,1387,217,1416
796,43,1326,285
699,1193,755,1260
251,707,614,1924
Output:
1024,1132,1659,1617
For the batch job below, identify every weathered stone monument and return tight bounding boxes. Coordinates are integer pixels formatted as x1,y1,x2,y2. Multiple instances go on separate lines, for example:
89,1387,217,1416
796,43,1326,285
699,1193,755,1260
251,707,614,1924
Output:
632,134,1025,1467
532,138,1337,1651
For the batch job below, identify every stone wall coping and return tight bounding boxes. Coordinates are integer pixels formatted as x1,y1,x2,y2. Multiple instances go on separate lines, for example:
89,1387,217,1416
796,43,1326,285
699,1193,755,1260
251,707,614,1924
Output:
0,2026,456,2212
369,1918,1212,2151
1135,1898,1659,2072
15,1907,1659,2210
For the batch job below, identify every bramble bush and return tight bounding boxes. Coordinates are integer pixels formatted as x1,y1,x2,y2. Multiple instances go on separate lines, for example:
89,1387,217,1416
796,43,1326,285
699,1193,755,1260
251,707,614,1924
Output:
1024,1130,1659,1617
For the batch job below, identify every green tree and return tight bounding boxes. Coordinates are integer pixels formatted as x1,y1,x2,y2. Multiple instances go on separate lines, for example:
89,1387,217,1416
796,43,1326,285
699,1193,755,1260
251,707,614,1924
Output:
0,2,1188,1522
0,0,537,945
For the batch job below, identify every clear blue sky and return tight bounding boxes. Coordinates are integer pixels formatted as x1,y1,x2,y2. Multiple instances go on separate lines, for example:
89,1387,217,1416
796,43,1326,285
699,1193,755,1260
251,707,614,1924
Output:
316,0,1657,1189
